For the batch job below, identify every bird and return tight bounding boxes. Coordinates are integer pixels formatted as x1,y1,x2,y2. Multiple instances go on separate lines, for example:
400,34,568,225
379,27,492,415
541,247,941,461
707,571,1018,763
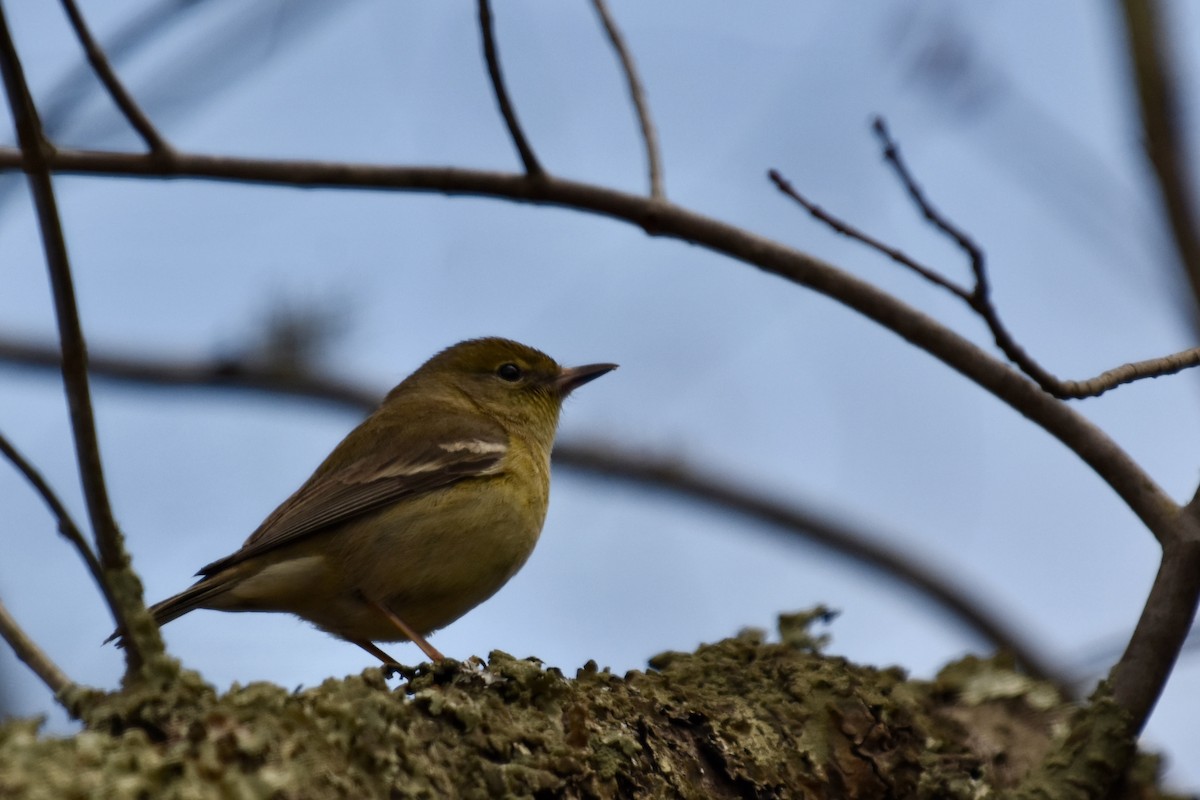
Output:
111,337,616,668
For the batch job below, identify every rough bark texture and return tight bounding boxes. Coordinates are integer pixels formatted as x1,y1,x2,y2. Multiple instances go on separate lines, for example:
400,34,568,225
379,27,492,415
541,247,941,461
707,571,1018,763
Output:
0,617,1179,799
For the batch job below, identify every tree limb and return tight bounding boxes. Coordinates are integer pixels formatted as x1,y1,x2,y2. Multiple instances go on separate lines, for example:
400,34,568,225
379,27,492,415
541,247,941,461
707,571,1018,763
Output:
0,598,73,700
0,7,159,676
590,0,664,198
477,0,542,176
555,443,1070,690
1117,0,1200,325
0,147,1174,544
770,142,1200,401
58,0,171,155
0,431,119,619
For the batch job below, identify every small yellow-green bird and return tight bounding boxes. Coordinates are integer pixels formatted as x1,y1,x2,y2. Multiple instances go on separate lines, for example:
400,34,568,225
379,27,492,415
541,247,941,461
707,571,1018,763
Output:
121,338,616,667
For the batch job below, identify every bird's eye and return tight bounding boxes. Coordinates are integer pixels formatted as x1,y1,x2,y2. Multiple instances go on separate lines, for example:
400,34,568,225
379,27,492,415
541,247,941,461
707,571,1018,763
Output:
497,363,523,382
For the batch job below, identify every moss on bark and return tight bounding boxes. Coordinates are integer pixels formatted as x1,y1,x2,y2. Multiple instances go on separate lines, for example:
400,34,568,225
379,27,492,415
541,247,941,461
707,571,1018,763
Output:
0,622,1180,799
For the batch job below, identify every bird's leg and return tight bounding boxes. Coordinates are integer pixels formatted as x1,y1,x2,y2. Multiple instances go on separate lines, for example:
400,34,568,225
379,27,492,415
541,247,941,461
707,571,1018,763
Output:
352,638,405,674
366,597,445,663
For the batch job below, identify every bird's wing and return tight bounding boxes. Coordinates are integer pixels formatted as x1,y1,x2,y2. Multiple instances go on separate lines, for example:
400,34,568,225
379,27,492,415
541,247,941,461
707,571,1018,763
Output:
197,414,509,576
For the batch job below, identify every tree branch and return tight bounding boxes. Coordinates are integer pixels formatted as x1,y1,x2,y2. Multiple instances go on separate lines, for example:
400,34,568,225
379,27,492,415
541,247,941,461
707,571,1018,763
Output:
0,598,74,700
556,443,1069,690
0,93,1190,737
0,430,118,615
1118,0,1200,324
0,336,380,410
589,0,664,199
873,118,1200,400
772,121,1200,400
0,7,159,676
476,0,542,176
0,147,1178,551
58,0,171,155
1110,493,1200,721
1110,532,1200,730
769,168,971,299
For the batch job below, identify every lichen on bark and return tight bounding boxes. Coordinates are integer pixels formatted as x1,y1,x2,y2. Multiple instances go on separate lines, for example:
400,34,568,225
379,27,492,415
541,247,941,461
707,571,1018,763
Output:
0,619,1179,799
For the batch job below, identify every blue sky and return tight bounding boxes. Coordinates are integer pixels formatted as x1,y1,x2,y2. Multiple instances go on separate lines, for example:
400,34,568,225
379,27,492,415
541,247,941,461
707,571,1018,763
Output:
2,0,1198,790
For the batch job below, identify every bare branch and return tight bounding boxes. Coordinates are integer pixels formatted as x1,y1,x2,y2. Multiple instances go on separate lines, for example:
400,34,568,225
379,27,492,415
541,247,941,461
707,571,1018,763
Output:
874,117,1200,398
773,147,1200,400
590,0,664,199
1118,0,1200,323
1111,534,1200,727
784,117,1200,401
0,143,1189,729
0,148,1178,552
0,335,380,410
58,0,171,155
555,443,1069,691
871,118,988,291
0,431,114,605
0,7,159,674
477,0,542,176
0,597,74,700
769,168,971,300
0,338,1067,689
776,118,1200,731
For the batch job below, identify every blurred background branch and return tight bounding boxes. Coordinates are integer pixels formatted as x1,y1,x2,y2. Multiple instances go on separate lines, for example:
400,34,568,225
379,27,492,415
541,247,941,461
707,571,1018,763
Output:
1118,0,1200,330
0,332,1068,690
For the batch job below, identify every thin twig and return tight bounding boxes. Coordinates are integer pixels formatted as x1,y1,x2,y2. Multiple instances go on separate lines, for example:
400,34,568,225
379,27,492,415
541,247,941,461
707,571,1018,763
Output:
773,120,1200,400
871,116,1200,399
476,0,542,176
0,431,114,603
590,0,663,199
58,0,171,155
1118,0,1200,325
769,169,970,299
0,339,1067,689
0,597,74,698
871,119,987,292
0,7,155,673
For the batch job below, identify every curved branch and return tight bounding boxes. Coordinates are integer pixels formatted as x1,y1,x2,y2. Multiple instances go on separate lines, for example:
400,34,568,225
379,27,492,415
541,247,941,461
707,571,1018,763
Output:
58,0,171,154
770,158,1200,400
590,0,664,198
1118,0,1200,321
769,168,970,299
0,9,159,675
0,339,1067,689
477,0,542,176
0,431,117,611
1111,514,1200,725
0,598,74,700
555,444,1069,689
0,147,1175,545
871,118,1200,400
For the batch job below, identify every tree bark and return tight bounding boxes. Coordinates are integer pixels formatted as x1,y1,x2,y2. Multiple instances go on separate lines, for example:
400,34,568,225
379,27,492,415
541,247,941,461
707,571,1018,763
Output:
0,620,1178,799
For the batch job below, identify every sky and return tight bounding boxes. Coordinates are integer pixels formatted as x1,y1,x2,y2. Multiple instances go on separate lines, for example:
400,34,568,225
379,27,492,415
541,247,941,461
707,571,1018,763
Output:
1,0,1198,790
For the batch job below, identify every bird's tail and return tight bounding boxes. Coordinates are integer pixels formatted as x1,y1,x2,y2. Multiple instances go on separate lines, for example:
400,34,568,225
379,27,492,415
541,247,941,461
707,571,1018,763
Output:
104,574,232,647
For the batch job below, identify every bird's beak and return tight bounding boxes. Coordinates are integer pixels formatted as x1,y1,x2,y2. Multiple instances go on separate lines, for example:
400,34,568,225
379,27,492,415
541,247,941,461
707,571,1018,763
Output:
556,362,618,397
